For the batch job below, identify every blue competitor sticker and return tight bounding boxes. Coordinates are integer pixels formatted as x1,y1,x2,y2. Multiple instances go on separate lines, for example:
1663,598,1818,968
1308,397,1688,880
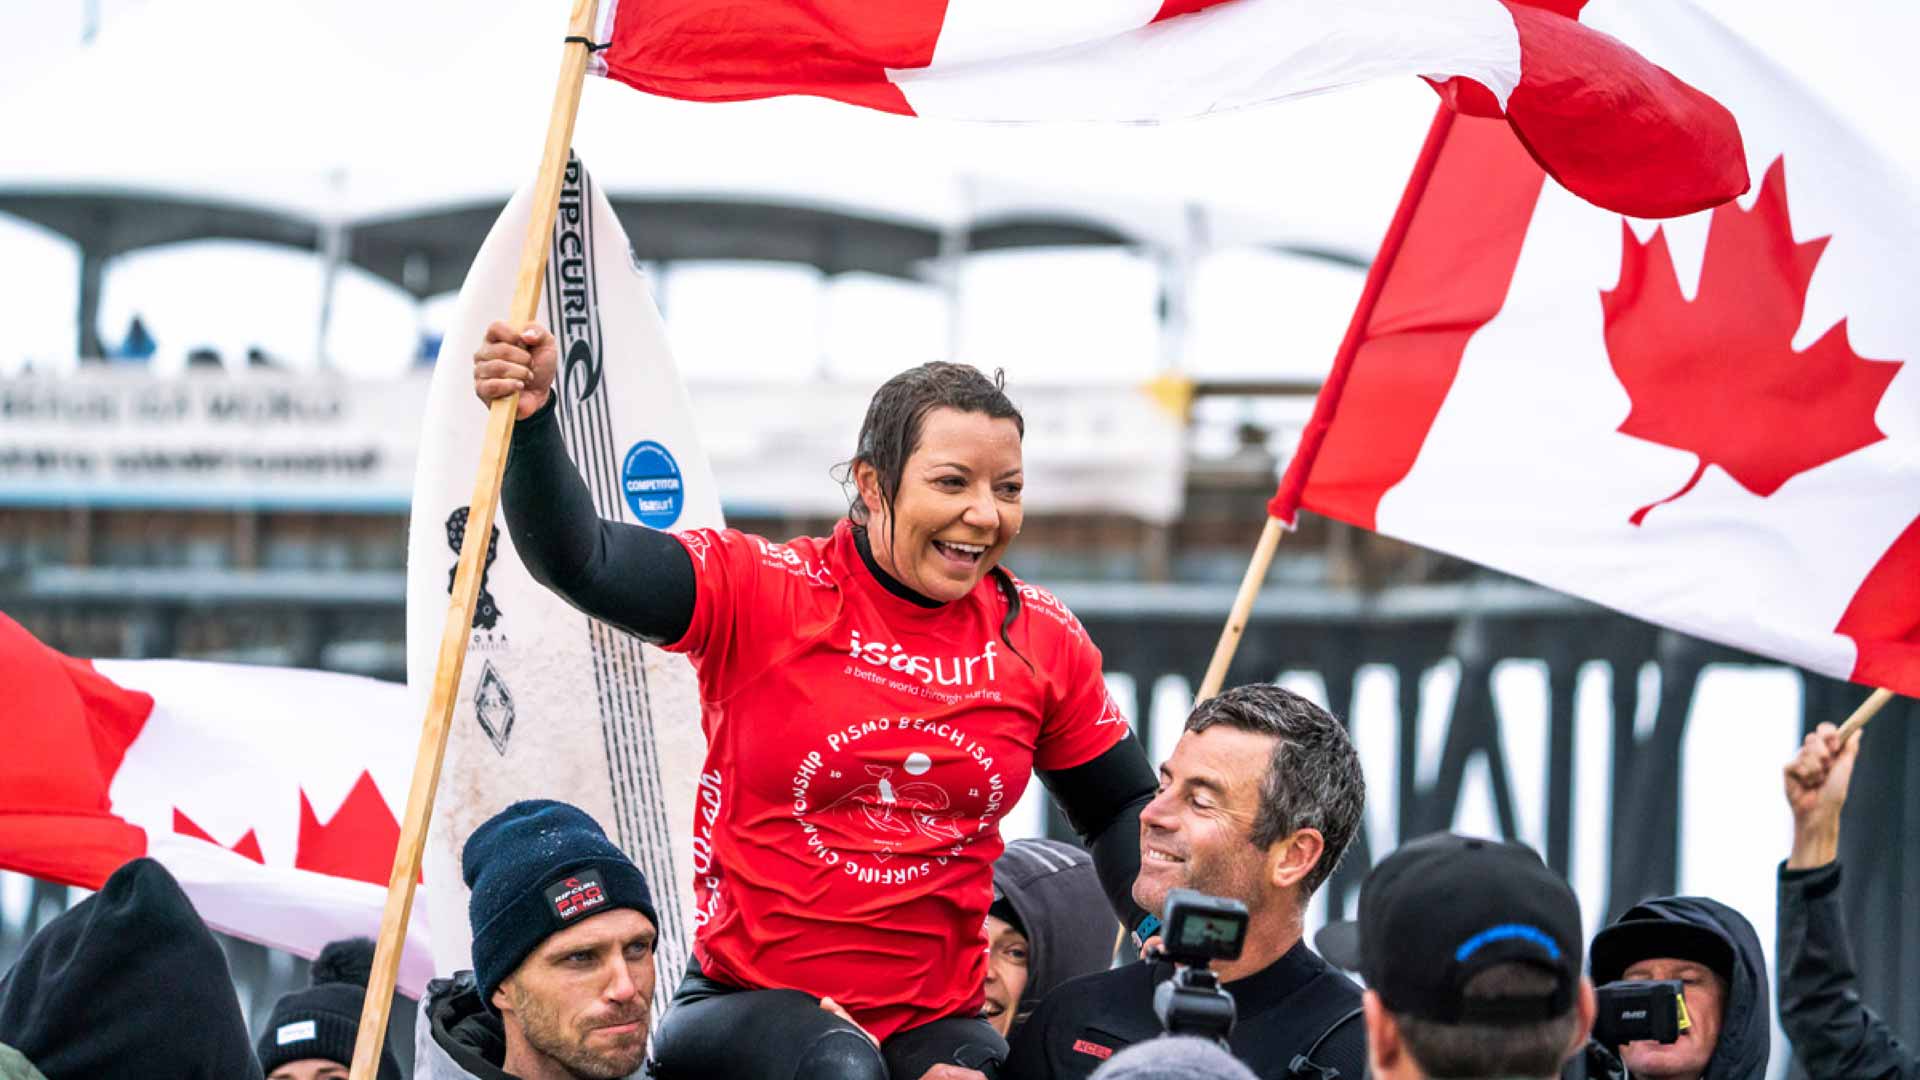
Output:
622,440,684,528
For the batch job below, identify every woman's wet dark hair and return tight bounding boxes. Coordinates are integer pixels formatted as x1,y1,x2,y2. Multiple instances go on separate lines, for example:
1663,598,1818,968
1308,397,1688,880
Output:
842,361,1024,538
837,362,1031,662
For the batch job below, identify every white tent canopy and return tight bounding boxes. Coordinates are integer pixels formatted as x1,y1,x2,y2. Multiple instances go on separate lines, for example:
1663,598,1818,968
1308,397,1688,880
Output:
0,0,1457,371
0,0,1418,253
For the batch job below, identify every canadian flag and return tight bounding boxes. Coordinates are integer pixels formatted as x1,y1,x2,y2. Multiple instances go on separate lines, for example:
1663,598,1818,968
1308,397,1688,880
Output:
1275,0,1920,697
0,613,435,992
590,0,1748,218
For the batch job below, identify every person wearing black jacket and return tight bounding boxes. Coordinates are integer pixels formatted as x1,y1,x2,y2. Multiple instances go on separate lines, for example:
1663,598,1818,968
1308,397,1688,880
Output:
1588,897,1770,1080
1779,721,1918,1080
1321,833,1598,1080
0,858,264,1080
1005,685,1368,1080
415,801,660,1080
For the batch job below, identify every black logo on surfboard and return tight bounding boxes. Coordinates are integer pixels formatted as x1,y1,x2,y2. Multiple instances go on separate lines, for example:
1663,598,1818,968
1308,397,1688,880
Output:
555,153,603,404
473,661,515,754
445,506,502,631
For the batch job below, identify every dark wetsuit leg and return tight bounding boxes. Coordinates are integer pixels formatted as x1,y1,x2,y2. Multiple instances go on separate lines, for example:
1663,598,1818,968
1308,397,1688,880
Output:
882,1013,1008,1079
652,962,1008,1080
652,968,887,1080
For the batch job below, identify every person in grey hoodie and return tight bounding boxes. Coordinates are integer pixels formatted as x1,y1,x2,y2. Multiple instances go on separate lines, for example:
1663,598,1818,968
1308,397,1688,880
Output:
1090,1038,1258,1080
984,839,1121,1039
1588,895,1771,1080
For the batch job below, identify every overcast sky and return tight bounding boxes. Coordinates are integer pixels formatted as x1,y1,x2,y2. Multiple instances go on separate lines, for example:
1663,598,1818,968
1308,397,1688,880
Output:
1,0,1915,382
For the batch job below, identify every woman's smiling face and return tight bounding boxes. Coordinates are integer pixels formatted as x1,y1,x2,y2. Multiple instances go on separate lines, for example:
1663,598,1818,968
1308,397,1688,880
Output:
858,406,1025,602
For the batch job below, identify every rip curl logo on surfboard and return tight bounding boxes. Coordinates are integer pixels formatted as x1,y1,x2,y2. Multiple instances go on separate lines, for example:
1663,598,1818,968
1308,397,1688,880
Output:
553,153,604,404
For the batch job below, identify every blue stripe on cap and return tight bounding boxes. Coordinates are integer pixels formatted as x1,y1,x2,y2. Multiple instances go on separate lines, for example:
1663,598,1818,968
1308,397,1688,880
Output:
1455,923,1561,963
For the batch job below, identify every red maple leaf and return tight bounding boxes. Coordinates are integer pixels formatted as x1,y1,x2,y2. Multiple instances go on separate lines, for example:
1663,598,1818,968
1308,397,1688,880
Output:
296,771,416,886
172,808,265,863
1603,156,1904,525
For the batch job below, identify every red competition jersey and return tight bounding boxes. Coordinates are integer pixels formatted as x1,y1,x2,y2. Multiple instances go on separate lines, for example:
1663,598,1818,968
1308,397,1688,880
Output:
665,520,1127,1039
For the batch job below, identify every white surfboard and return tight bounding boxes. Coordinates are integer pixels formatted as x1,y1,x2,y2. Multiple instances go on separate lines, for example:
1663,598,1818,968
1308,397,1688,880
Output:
406,154,720,1009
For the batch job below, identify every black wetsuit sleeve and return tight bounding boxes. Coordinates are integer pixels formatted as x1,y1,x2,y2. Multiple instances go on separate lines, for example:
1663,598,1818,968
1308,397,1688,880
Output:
1037,736,1156,935
500,396,697,645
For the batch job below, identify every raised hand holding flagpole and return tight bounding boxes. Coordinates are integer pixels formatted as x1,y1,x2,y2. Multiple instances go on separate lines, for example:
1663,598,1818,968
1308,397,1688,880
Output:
1837,687,1897,742
349,2,601,1075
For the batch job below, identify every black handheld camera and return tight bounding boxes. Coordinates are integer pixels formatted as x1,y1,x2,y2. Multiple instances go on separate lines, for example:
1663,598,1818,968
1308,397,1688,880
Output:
1151,889,1250,1044
1593,980,1691,1047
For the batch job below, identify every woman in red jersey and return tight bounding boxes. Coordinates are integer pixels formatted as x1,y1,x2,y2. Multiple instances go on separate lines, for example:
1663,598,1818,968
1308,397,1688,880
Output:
475,323,1155,1080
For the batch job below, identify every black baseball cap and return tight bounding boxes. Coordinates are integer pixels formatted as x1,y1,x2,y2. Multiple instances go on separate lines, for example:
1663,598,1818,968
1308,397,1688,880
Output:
1589,911,1735,987
1316,833,1583,1025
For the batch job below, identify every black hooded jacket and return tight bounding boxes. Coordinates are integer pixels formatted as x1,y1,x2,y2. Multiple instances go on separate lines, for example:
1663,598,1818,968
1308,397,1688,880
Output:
0,858,264,1080
1594,896,1771,1080
415,972,517,1080
1777,860,1918,1080
994,839,1120,1032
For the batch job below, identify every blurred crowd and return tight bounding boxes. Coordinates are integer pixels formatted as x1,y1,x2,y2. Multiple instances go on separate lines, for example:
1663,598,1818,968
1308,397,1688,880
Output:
0,687,1900,1080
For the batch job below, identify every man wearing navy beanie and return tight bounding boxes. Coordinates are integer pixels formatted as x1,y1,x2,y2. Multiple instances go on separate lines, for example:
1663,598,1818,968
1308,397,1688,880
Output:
416,800,659,1080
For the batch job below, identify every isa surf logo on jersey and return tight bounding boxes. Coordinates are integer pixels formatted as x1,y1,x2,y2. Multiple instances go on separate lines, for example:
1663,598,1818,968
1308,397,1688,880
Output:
622,440,684,528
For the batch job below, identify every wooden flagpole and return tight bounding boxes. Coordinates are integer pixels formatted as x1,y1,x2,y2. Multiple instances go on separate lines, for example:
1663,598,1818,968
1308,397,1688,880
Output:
1837,686,1897,742
1195,516,1285,703
1192,110,1459,706
348,2,602,1075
